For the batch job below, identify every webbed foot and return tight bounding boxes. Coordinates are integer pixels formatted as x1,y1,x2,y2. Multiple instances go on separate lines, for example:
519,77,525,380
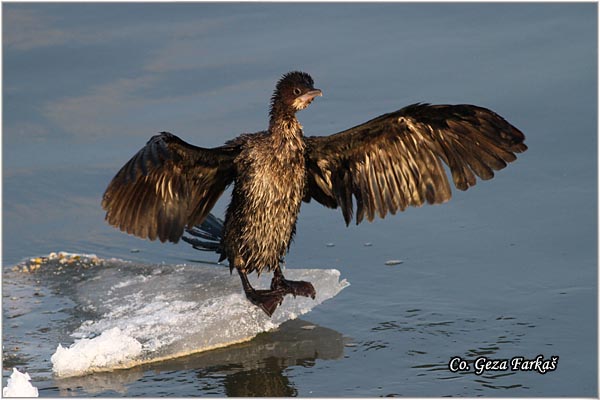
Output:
245,289,285,317
271,276,316,299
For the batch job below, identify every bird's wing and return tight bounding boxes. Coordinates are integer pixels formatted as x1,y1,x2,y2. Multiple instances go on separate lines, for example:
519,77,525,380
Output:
304,103,527,225
102,132,240,243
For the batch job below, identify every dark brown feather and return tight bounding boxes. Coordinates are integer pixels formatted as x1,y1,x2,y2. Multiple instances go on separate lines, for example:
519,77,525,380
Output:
102,132,239,243
304,103,527,225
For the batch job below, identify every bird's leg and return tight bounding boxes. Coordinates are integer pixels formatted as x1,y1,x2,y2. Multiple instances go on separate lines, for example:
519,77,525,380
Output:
238,269,284,317
270,266,316,300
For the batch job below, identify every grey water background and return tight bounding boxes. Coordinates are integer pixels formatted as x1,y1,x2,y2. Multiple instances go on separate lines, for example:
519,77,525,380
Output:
2,2,597,397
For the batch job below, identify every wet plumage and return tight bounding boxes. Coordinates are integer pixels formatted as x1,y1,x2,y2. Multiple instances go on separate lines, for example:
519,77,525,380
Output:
102,71,527,316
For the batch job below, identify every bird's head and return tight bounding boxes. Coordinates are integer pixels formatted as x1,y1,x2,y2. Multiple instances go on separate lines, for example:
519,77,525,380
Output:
270,71,322,116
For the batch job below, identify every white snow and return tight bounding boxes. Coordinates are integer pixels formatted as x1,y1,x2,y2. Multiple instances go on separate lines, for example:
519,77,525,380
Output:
48,257,349,378
2,368,39,397
51,327,142,377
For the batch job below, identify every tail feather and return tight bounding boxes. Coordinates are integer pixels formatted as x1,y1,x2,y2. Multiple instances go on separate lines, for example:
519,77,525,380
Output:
182,213,226,262
195,213,224,238
185,228,220,242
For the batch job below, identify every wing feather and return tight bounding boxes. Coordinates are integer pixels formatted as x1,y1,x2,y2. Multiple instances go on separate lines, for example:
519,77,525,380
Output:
304,103,527,225
102,132,239,243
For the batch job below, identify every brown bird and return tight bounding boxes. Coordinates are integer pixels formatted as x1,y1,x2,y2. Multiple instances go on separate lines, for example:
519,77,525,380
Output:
102,71,527,316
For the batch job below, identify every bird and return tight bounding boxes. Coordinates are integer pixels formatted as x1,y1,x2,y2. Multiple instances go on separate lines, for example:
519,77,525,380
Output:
102,71,527,317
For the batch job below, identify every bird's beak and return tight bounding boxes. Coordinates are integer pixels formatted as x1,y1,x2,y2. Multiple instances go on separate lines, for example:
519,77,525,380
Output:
298,89,323,102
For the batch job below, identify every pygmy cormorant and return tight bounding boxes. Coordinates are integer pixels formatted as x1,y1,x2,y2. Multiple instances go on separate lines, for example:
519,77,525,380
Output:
102,71,527,316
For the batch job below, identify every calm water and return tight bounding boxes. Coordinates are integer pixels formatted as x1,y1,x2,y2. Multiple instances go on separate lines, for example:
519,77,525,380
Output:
2,3,597,397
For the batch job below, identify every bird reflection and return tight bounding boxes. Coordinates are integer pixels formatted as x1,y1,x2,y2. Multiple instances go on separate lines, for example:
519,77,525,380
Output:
55,318,345,396
221,357,298,397
185,318,345,396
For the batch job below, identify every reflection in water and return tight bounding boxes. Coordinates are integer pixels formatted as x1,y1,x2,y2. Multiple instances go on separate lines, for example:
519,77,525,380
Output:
55,318,345,396
55,369,144,396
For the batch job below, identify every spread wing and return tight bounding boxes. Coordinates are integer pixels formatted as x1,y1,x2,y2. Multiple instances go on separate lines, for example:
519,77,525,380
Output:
102,132,240,243
304,103,527,225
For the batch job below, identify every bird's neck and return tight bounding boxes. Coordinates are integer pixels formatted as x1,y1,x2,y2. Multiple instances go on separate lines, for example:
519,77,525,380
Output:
268,111,305,153
269,109,303,137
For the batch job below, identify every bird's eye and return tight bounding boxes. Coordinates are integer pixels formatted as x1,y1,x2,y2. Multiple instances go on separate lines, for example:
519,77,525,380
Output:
293,88,302,96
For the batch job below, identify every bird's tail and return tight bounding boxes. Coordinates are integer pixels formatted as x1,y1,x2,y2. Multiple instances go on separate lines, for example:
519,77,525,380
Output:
182,213,226,262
